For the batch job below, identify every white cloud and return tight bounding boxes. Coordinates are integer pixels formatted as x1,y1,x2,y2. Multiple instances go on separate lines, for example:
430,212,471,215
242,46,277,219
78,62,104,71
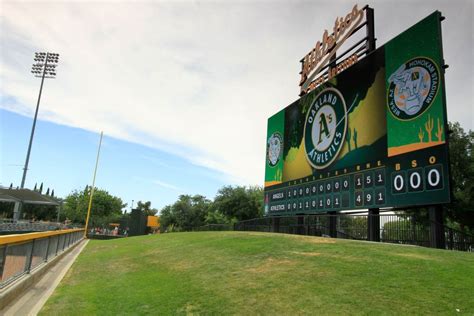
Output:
1,0,473,187
152,179,182,192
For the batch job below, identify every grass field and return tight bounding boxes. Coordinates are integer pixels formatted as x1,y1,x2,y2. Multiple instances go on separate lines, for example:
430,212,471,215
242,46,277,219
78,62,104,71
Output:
41,232,474,315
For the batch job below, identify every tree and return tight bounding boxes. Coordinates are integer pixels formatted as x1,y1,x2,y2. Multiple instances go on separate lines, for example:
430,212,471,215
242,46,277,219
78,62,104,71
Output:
174,195,211,230
62,187,126,225
205,208,233,225
445,122,474,230
21,202,58,221
160,195,211,231
213,185,264,221
160,205,177,231
339,215,367,239
0,202,14,218
135,201,158,216
0,199,59,221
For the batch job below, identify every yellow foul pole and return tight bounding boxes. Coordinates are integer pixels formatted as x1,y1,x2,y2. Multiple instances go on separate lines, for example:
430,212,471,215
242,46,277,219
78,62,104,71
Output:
84,131,103,238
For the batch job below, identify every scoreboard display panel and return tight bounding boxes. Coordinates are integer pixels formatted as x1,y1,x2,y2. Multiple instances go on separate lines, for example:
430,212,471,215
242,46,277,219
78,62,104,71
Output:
264,12,450,215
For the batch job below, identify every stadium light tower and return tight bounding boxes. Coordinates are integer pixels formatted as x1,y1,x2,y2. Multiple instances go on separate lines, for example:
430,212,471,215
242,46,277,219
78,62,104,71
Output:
20,52,59,189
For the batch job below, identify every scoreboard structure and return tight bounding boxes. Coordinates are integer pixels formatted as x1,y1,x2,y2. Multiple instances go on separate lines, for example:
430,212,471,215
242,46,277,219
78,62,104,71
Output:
264,10,450,216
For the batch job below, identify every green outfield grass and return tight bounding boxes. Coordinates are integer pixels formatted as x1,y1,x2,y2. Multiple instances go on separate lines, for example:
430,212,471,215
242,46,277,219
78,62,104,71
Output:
41,232,474,315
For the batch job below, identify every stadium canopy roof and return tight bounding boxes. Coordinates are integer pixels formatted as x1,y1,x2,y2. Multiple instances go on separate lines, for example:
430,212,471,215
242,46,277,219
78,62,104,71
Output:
0,188,59,206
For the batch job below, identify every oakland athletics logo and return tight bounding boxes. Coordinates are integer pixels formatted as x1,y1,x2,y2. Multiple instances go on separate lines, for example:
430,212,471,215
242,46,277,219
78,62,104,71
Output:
267,132,283,167
387,57,440,120
304,88,347,170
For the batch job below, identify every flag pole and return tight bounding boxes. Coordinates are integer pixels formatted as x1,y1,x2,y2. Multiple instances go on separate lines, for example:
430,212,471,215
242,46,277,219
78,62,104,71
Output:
84,131,103,238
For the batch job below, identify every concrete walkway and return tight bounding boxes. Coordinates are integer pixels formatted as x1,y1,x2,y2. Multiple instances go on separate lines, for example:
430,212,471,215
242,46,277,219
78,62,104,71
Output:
2,239,89,316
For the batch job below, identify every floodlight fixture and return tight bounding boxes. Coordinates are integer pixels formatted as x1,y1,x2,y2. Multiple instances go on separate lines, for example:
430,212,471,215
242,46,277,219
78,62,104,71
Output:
19,52,60,195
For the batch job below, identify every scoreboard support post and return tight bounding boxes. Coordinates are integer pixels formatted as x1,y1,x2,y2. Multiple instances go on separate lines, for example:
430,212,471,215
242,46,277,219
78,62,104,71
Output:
329,212,337,238
368,208,380,242
429,206,445,249
297,216,305,235
365,6,376,53
272,217,280,233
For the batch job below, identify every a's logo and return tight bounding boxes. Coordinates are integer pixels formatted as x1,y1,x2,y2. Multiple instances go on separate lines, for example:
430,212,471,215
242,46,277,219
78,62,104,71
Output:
387,57,440,120
304,88,347,170
267,132,283,167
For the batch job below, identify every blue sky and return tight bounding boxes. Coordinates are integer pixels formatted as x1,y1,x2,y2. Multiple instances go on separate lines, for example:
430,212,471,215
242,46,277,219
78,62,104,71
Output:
1,108,226,209
1,0,472,213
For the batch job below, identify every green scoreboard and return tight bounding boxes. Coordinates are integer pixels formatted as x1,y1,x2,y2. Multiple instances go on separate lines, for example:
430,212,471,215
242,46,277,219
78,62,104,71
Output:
264,12,451,215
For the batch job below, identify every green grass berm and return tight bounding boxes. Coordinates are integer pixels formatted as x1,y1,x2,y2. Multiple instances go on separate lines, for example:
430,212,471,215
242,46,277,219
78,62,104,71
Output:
41,232,474,315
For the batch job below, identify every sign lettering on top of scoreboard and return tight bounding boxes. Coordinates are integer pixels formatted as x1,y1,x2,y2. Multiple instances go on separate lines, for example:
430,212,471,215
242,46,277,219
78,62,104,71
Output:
299,4,367,95
264,8,450,215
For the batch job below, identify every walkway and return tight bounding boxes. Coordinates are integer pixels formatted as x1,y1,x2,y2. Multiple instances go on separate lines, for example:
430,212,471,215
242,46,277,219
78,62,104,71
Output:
2,239,89,315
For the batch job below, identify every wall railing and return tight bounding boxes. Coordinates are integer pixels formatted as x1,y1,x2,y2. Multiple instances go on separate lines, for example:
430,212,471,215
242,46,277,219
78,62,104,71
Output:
0,229,84,288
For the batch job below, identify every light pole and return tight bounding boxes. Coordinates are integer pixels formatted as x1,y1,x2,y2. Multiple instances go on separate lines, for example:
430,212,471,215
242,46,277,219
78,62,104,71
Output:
20,52,59,189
